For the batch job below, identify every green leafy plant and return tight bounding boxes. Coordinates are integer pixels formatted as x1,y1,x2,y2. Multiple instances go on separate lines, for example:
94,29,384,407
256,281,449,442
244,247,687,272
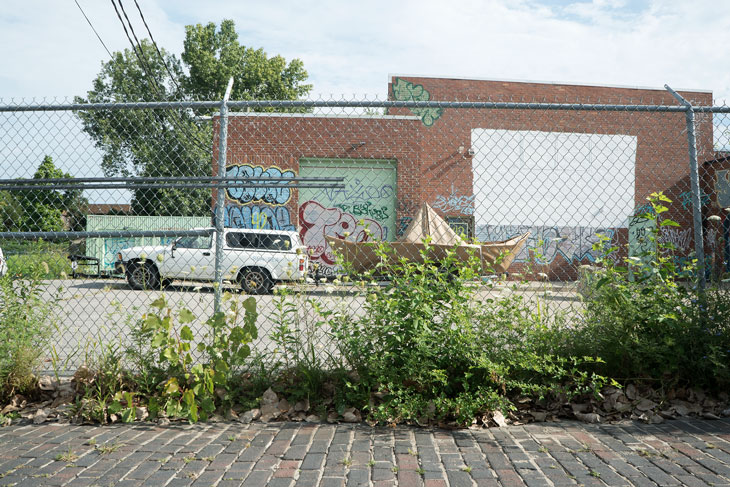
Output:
266,282,342,404
570,192,730,390
72,341,133,424
330,239,606,425
0,265,60,401
139,292,258,422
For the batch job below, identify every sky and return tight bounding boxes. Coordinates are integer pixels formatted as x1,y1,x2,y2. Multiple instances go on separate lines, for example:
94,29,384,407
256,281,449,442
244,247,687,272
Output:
1,0,729,202
0,0,729,102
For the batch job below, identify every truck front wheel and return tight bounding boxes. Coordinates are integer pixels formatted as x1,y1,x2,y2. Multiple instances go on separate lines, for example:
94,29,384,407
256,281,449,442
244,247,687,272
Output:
239,267,273,295
127,261,160,290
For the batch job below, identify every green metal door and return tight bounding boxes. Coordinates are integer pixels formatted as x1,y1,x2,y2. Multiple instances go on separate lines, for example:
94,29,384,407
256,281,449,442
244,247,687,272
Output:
298,158,397,276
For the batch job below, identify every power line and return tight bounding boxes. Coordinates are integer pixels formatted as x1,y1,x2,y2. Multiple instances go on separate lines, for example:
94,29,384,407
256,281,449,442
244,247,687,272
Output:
109,0,211,152
73,0,113,58
132,0,183,94
109,0,162,94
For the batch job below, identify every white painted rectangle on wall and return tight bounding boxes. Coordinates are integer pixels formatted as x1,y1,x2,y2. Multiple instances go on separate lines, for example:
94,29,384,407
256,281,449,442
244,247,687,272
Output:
471,129,636,230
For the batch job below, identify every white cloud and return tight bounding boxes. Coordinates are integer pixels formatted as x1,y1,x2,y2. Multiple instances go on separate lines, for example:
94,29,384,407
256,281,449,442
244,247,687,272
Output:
1,0,728,102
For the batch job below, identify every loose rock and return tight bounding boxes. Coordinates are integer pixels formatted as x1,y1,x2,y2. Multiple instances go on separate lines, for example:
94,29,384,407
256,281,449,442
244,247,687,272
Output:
635,398,657,412
239,409,260,424
530,411,547,422
261,388,278,406
38,376,56,392
492,410,508,427
260,388,280,422
574,412,601,424
293,399,309,412
136,407,149,421
32,409,49,424
342,408,361,423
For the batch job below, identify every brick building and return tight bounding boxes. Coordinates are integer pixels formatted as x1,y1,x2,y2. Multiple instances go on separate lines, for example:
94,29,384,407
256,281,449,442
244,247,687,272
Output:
213,76,713,278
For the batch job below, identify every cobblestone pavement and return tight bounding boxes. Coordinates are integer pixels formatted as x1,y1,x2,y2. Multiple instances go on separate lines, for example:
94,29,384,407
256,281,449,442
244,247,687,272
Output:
0,418,729,486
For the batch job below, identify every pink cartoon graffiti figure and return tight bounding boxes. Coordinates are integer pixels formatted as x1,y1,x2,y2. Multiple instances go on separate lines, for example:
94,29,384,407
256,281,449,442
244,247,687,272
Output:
299,200,383,267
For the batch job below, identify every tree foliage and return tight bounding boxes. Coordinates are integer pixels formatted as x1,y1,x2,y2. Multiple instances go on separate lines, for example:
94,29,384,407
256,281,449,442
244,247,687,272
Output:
182,20,311,102
76,20,312,216
1,156,87,232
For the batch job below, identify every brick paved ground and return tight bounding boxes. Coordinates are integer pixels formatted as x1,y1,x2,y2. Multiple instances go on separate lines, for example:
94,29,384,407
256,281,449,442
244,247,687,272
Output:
0,418,728,486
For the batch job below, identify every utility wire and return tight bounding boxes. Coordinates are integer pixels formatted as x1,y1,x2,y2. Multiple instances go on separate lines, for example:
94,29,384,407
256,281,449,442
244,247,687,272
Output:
133,0,183,94
110,0,163,94
74,0,113,58
109,0,212,152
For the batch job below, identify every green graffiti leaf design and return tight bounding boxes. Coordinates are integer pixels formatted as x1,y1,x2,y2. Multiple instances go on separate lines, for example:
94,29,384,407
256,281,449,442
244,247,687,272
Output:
392,78,443,127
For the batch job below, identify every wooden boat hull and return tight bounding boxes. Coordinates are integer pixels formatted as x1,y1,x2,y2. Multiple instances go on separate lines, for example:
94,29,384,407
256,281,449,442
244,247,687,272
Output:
325,232,529,275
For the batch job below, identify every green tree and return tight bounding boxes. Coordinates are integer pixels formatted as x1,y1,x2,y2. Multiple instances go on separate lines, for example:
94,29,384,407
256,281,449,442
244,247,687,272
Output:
0,191,23,231
76,20,312,216
182,20,311,102
11,156,87,232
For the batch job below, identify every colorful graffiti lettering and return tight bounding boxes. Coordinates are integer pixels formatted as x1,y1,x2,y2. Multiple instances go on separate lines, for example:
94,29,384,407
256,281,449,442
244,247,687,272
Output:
225,204,295,231
323,179,394,203
629,211,656,263
391,77,443,127
226,164,296,205
432,190,475,216
679,190,711,210
299,200,384,269
477,225,617,265
335,201,389,221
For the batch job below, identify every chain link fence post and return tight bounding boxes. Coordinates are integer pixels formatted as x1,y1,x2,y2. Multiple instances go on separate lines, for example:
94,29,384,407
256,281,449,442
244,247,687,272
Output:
666,85,706,290
214,77,234,314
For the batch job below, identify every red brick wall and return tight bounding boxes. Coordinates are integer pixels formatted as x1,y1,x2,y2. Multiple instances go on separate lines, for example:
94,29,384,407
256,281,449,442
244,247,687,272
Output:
387,76,714,278
212,114,423,232
212,77,714,280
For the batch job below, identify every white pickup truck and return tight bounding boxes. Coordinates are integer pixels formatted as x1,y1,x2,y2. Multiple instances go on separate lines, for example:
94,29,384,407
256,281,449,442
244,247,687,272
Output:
114,228,308,294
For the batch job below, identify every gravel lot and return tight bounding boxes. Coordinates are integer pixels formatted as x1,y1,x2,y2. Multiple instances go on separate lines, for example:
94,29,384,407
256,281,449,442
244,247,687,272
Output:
40,277,585,373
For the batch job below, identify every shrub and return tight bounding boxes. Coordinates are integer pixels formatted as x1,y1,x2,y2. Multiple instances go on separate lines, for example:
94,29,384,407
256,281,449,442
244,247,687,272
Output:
330,239,607,425
568,192,730,391
128,292,258,422
2,240,72,279
0,267,60,401
265,283,341,405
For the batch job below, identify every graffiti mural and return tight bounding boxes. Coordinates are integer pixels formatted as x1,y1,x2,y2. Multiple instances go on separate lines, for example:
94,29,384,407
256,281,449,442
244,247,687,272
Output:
323,179,395,202
432,188,475,216
391,77,443,127
103,238,136,267
225,164,296,205
715,170,730,209
334,201,389,221
224,164,296,232
299,200,384,275
477,225,617,265
397,217,413,237
679,190,711,210
659,226,691,252
224,205,295,231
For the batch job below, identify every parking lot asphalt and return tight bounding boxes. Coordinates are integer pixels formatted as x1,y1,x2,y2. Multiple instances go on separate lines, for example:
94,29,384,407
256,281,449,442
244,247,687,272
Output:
0,417,729,486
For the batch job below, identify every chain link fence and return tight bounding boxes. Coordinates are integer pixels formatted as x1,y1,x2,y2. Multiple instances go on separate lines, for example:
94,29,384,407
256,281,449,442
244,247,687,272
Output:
1,83,729,373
